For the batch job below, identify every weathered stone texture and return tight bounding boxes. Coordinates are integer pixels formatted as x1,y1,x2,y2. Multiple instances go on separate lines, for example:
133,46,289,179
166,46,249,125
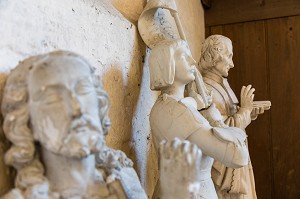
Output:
0,0,204,197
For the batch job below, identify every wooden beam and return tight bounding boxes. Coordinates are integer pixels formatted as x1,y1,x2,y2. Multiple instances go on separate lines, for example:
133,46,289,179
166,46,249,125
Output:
205,0,300,26
267,15,300,198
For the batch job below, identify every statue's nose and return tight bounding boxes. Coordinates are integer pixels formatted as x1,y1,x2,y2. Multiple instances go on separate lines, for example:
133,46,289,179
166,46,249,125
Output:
229,61,234,68
71,94,82,118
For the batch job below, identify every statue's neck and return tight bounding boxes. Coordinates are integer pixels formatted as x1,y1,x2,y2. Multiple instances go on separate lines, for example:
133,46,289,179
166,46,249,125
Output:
161,82,185,101
41,147,96,196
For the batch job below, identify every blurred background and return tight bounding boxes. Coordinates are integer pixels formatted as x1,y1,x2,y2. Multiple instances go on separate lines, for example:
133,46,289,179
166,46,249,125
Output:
204,0,300,198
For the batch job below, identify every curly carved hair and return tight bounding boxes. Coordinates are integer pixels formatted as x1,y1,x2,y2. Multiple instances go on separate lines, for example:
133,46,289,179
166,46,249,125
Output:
1,51,111,192
199,35,232,71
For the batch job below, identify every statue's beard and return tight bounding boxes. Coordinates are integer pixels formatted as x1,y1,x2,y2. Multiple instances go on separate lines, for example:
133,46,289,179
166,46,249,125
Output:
38,115,105,158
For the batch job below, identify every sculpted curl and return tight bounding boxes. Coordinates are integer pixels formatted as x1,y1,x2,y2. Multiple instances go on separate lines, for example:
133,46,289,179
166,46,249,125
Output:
200,35,232,71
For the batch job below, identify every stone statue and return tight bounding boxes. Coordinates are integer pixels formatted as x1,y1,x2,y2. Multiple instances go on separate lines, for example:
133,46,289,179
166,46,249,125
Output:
0,127,14,196
159,138,202,199
200,35,271,199
1,51,147,199
0,72,15,196
149,39,250,199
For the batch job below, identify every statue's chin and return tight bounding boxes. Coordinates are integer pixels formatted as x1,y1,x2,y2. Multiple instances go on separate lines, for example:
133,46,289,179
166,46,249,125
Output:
41,130,104,159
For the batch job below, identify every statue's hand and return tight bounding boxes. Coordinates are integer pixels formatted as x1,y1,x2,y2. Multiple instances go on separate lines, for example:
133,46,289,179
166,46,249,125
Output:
159,138,202,199
250,100,271,120
188,89,206,110
200,103,227,127
187,81,212,110
233,86,255,129
96,147,133,170
250,107,264,120
240,85,255,112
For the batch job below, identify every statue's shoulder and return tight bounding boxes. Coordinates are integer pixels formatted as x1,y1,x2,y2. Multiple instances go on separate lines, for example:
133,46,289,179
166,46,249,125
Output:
150,95,183,127
204,78,223,94
180,97,198,110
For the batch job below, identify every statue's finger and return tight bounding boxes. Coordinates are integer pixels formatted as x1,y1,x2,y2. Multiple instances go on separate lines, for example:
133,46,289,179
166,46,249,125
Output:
250,94,255,101
259,107,265,114
244,85,252,94
247,88,255,97
241,86,246,96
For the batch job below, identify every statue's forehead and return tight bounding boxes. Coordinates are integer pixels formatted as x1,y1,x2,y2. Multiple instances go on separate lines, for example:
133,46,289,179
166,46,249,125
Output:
222,39,233,52
28,56,91,92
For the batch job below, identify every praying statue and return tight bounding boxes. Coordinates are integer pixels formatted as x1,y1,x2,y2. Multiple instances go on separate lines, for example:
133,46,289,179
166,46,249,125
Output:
200,35,271,199
149,39,250,199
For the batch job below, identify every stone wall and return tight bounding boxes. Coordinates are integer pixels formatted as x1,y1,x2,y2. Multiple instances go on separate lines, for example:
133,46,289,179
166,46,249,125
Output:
0,0,205,197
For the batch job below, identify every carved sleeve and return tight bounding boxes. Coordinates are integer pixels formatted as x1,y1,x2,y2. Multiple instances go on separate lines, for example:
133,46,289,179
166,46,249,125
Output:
212,90,251,130
151,97,249,168
186,107,249,168
231,107,251,129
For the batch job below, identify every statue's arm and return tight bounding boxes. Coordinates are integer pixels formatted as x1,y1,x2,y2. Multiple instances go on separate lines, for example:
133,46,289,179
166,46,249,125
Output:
153,98,248,168
213,103,251,129
206,87,239,127
187,125,249,168
231,85,255,129
230,107,251,129
213,86,253,129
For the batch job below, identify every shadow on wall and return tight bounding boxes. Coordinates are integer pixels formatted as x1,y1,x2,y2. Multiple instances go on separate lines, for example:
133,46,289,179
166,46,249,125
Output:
102,28,160,197
102,30,146,174
111,0,147,24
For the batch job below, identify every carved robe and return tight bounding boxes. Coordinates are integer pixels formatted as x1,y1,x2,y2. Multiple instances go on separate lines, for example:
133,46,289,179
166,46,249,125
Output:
150,94,218,199
203,71,257,199
150,93,249,199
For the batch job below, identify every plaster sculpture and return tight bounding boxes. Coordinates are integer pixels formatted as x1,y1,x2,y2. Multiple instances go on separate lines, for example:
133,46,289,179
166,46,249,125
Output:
138,0,211,110
139,0,216,125
0,51,147,199
200,35,271,199
159,138,202,199
0,129,14,196
149,39,250,199
138,0,180,49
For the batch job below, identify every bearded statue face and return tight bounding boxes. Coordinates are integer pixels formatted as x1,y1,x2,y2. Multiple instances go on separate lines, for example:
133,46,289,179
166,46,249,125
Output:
28,53,105,158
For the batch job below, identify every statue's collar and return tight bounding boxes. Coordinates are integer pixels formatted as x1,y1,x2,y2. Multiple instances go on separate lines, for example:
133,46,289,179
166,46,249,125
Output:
202,70,225,84
202,70,239,104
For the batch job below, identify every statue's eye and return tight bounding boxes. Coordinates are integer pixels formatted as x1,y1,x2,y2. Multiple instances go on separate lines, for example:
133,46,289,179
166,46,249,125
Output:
44,94,62,105
76,80,93,95
33,87,62,104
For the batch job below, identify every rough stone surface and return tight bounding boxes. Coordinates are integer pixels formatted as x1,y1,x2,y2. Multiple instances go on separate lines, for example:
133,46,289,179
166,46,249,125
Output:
0,0,204,197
